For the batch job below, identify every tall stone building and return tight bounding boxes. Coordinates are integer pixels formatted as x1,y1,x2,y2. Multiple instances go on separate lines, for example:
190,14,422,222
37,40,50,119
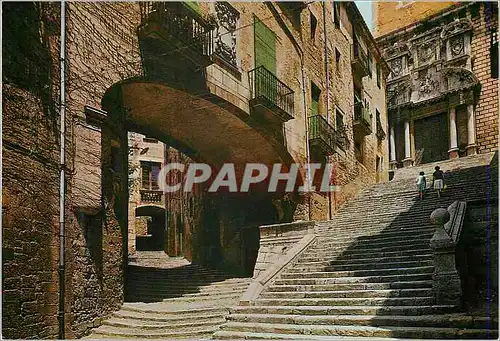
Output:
2,2,388,338
375,2,498,168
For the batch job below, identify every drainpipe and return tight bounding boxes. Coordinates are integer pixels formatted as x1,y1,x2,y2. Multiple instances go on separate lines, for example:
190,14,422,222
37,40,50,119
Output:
322,3,332,220
301,62,312,221
58,2,67,339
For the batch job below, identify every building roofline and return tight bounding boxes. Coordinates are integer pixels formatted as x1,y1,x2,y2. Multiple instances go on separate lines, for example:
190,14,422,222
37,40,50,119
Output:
375,2,470,42
345,2,390,74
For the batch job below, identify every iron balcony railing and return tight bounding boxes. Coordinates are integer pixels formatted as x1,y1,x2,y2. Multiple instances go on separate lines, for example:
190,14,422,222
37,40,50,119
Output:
140,189,163,204
354,102,372,129
249,66,295,118
139,2,213,57
352,40,369,76
309,114,335,154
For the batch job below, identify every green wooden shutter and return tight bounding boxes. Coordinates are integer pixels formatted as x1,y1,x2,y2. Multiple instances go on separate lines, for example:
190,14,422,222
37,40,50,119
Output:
254,16,276,74
185,2,201,14
311,98,319,116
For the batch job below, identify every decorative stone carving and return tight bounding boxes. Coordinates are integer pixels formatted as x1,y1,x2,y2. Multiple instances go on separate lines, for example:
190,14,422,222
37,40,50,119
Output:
214,2,239,67
384,41,409,59
391,57,403,77
388,81,410,107
418,40,437,65
385,18,476,110
450,35,464,57
441,18,472,40
442,67,479,93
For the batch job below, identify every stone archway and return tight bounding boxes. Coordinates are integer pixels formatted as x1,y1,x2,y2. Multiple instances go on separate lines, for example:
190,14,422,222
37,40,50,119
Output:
100,78,299,277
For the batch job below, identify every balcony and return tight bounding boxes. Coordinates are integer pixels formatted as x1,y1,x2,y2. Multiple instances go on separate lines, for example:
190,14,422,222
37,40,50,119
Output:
140,189,164,204
351,41,369,78
309,114,335,155
249,66,295,123
376,119,386,140
353,102,372,136
138,2,214,71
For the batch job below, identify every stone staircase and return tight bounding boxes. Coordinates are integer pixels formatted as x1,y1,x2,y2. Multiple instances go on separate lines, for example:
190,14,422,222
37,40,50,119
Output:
215,153,498,339
86,251,251,339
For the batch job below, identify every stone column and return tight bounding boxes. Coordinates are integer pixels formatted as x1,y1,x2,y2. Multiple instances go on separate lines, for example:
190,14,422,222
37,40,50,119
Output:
448,106,459,159
389,125,397,170
429,208,462,306
466,104,477,155
402,120,412,167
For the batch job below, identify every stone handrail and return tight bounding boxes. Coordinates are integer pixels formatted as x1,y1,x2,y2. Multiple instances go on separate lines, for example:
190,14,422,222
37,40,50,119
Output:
429,200,467,306
240,221,316,306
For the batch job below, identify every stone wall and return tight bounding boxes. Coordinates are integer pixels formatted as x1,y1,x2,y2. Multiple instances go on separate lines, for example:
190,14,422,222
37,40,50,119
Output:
2,84,60,339
458,199,499,311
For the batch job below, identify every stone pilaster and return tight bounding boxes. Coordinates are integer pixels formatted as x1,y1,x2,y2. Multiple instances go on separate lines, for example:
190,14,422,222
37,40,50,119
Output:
448,107,459,159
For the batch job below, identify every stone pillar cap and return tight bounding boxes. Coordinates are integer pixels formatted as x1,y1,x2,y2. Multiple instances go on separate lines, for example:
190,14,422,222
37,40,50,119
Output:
430,208,450,225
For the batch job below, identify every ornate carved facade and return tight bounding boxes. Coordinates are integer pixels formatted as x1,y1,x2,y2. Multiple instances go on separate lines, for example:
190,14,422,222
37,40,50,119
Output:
377,2,498,167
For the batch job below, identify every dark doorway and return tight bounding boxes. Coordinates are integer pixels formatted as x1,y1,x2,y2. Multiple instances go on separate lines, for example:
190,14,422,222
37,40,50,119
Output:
414,113,449,164
135,205,166,251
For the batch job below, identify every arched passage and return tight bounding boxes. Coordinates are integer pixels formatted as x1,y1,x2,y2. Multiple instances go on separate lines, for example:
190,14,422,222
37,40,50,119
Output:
101,77,300,277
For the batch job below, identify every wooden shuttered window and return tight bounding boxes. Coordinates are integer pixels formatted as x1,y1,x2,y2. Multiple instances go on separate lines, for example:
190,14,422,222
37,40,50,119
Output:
254,16,277,74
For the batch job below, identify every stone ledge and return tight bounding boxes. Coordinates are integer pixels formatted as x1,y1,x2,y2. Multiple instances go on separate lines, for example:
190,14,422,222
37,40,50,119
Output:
240,233,317,306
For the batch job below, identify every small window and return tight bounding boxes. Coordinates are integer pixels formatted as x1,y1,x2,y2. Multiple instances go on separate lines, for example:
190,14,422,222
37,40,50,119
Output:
141,161,161,190
311,82,321,115
491,30,498,79
310,11,317,40
376,63,381,88
367,51,373,78
335,109,344,131
335,48,341,74
143,137,158,143
333,2,340,29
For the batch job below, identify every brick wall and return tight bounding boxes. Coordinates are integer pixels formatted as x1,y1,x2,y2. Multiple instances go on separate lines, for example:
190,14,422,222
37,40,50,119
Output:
471,3,499,153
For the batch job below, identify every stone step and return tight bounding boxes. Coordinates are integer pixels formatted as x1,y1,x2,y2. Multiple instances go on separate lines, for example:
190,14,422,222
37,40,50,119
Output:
292,259,434,272
309,236,431,250
213,330,402,340
89,324,219,339
128,292,243,303
112,309,225,322
126,282,249,293
217,322,497,339
267,281,433,292
296,254,433,267
260,288,433,299
306,239,431,254
121,303,229,315
299,247,432,261
274,273,433,285
230,305,458,316
127,279,250,287
225,313,497,329
282,266,434,279
103,316,225,330
304,241,432,254
317,229,434,244
253,296,434,307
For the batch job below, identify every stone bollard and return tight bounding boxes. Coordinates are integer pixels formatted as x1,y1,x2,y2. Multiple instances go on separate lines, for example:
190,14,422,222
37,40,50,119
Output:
429,208,462,306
